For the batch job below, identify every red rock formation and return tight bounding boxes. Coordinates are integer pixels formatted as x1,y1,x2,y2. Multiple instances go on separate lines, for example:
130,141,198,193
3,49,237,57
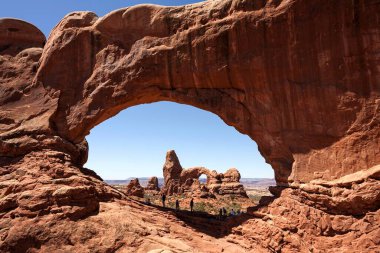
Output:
0,0,380,252
146,176,160,191
124,178,145,198
1,0,380,184
219,168,247,197
0,18,45,56
162,150,183,195
161,150,248,197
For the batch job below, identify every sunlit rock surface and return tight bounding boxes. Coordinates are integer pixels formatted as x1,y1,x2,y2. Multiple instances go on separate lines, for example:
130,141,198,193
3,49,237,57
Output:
0,0,379,252
124,178,145,198
145,176,160,191
161,150,248,197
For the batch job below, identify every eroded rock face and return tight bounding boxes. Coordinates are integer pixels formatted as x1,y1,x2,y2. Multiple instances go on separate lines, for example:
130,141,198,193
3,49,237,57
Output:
145,176,160,191
162,150,248,197
125,178,145,198
0,18,45,56
162,150,183,195
0,0,380,252
1,0,379,184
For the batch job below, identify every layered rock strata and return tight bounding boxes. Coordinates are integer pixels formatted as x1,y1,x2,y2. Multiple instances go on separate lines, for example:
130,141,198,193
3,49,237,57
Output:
1,0,379,184
0,0,379,252
145,176,160,191
162,150,248,197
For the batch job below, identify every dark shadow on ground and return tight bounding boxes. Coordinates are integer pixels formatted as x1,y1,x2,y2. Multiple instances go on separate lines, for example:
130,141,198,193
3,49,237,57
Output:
131,187,284,238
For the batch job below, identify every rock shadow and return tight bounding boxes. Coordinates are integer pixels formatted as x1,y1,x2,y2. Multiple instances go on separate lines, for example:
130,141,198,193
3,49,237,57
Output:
134,189,282,238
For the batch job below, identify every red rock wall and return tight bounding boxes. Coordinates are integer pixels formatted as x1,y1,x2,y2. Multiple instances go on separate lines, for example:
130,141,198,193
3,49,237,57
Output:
1,0,379,185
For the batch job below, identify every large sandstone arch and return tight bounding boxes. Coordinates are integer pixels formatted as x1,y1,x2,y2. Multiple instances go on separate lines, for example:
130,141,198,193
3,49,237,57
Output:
1,1,380,251
2,0,379,186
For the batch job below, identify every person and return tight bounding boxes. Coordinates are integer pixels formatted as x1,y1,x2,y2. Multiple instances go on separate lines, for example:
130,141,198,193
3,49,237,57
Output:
219,208,223,220
145,198,151,206
175,199,180,211
190,198,194,212
222,207,227,217
161,194,166,207
230,209,236,216
237,209,241,215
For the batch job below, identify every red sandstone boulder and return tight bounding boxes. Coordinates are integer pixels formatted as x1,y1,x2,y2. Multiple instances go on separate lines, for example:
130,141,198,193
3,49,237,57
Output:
219,168,247,197
124,178,144,198
145,176,160,191
223,168,241,182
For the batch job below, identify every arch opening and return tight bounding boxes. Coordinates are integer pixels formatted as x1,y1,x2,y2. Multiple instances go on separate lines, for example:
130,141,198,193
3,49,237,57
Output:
198,174,208,185
85,101,274,180
84,101,275,213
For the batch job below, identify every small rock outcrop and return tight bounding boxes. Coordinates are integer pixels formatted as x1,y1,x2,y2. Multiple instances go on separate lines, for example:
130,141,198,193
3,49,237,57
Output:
145,176,160,191
162,150,183,195
162,150,247,198
125,178,144,198
219,168,247,197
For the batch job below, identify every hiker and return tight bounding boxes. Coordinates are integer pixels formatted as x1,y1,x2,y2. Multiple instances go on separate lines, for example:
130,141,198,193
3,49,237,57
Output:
230,209,236,216
222,207,227,217
145,198,151,206
190,198,194,212
237,209,241,215
161,194,166,207
175,199,180,211
219,208,223,220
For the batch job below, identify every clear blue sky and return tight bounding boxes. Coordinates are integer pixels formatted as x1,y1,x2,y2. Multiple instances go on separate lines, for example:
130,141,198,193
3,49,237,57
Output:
86,102,274,179
1,1,274,179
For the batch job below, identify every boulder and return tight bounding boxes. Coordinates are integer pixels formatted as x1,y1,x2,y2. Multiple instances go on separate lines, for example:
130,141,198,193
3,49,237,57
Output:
219,168,247,197
223,168,241,183
125,178,144,198
145,176,160,191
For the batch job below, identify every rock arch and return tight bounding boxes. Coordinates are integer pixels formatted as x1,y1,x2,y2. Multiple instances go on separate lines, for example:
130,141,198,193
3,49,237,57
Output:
1,1,380,251
2,0,379,186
